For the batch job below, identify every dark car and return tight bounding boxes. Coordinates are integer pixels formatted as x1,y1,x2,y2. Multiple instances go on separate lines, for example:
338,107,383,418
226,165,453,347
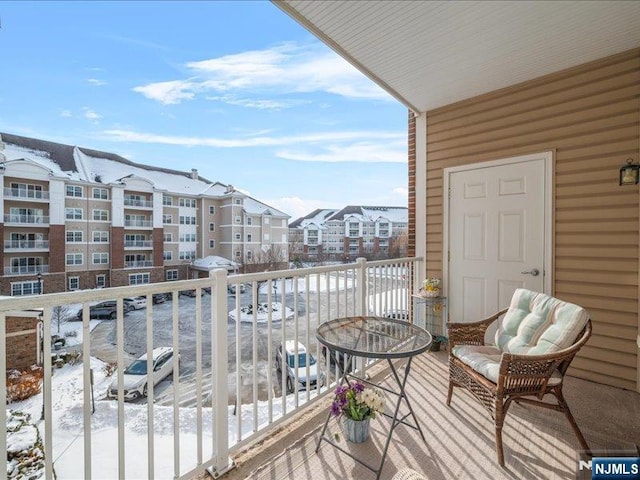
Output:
179,289,205,297
321,345,354,373
152,293,166,304
76,301,128,320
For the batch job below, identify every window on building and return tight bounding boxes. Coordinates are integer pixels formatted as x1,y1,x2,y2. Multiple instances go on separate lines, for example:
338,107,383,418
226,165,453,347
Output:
66,185,83,197
10,182,43,198
166,270,178,281
66,253,83,265
163,251,173,261
179,216,196,225
65,208,83,220
247,234,252,242
163,195,173,206
93,188,108,200
163,214,172,224
10,281,40,296
209,205,215,215
235,198,242,205
246,251,252,260
179,233,196,242
129,273,150,285
235,250,241,258
247,217,252,226
234,233,241,241
93,209,109,221
92,252,109,264
179,198,196,208
209,222,215,232
66,231,83,242
93,231,109,242
96,274,106,288
234,216,241,224
209,239,215,248
68,277,80,291
163,233,173,242
179,251,196,260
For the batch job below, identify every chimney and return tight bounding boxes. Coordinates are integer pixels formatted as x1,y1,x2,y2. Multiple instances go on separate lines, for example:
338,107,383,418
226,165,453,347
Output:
225,184,235,194
191,168,198,179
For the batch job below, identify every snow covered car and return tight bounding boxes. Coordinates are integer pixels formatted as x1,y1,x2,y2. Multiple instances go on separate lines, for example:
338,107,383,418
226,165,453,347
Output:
107,347,177,401
124,296,147,310
227,283,246,294
275,341,324,393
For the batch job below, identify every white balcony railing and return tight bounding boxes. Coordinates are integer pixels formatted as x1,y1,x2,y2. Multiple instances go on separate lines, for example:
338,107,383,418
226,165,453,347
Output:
124,240,153,248
4,264,50,275
4,187,50,200
0,256,421,480
3,214,50,224
124,260,153,268
4,240,50,250
124,219,153,228
124,198,153,208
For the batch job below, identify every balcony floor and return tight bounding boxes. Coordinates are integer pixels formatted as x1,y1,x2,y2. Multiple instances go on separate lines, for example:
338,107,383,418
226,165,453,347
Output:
220,351,640,480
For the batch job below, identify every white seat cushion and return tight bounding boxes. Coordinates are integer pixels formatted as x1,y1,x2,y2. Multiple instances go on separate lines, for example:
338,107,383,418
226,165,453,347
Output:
495,289,589,355
451,344,562,386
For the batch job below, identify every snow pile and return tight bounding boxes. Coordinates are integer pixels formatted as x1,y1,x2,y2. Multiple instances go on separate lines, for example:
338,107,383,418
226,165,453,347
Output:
6,410,46,479
228,302,294,323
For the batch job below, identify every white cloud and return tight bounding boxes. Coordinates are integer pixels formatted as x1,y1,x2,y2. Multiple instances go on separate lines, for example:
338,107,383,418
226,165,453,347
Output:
83,108,102,123
133,80,197,105
276,141,406,163
60,110,72,118
205,95,304,111
87,78,107,86
132,42,391,106
393,187,408,197
100,129,405,157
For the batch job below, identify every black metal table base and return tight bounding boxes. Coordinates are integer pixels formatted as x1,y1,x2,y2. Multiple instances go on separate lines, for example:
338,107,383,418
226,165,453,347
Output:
315,356,426,480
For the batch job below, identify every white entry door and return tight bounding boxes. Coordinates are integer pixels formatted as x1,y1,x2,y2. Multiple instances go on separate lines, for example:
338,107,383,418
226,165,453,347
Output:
446,153,550,323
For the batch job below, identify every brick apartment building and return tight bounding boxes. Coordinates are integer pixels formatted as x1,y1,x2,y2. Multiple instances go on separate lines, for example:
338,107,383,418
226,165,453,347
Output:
289,206,408,262
0,133,289,295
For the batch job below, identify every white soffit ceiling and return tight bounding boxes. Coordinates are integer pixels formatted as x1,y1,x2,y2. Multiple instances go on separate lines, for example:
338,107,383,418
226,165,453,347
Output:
274,0,640,113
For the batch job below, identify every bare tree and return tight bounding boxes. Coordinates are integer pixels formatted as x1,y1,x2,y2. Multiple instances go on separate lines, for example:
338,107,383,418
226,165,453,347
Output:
388,230,408,259
242,245,287,273
52,305,72,334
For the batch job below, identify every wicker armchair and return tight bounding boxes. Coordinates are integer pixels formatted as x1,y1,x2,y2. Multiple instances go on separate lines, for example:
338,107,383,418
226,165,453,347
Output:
446,289,592,467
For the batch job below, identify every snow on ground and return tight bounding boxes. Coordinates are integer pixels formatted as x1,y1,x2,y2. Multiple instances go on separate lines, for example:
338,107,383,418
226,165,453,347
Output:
228,302,294,323
8,357,321,479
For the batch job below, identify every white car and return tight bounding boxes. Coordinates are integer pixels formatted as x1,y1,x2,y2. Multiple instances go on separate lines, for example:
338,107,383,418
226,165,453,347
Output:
275,340,324,393
107,347,177,401
124,296,147,310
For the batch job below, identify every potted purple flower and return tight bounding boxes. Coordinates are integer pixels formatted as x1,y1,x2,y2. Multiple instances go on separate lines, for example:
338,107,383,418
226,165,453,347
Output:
331,381,385,443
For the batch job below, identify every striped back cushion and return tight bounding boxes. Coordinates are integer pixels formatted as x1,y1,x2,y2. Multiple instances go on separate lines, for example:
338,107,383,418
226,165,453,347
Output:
495,289,589,355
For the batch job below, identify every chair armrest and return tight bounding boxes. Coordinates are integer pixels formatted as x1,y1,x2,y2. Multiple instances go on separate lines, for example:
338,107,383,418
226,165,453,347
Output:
447,308,508,349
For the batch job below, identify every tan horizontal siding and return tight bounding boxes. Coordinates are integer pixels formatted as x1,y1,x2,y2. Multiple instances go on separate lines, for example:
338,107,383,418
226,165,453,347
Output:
420,48,639,390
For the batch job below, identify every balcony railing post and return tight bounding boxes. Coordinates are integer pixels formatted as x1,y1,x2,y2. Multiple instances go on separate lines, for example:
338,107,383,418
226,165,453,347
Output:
355,257,367,316
210,268,234,476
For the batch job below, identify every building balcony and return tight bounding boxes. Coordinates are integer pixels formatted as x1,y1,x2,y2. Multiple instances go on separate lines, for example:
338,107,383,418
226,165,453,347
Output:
4,240,50,250
124,198,153,209
124,219,153,228
3,214,49,225
124,260,153,268
124,240,153,249
3,187,50,201
4,264,49,275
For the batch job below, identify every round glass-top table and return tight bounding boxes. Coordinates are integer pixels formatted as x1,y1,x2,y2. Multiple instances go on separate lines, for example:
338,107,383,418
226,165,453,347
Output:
316,315,432,359
315,316,432,480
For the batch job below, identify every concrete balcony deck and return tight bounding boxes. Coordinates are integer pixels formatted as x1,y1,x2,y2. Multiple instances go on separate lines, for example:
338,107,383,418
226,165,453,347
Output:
221,351,640,480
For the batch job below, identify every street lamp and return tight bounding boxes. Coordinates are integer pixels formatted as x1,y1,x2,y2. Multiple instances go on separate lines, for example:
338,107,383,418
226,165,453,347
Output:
36,271,43,295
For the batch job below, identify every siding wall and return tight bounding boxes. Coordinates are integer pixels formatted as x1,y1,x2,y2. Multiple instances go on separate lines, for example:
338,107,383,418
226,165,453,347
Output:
418,48,640,390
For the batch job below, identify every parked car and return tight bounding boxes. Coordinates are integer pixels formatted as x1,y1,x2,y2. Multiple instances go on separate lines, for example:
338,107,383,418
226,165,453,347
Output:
76,301,128,320
152,293,166,304
51,334,66,350
227,283,246,294
107,347,177,401
124,296,147,310
321,345,354,373
179,289,205,297
276,341,324,393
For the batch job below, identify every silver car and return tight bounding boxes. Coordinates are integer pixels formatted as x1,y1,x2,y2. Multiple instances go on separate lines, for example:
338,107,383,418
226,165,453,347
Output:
275,341,324,393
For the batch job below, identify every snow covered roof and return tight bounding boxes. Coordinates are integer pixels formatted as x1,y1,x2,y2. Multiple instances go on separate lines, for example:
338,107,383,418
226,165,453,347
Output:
327,206,408,223
289,208,338,229
191,255,239,272
0,133,288,218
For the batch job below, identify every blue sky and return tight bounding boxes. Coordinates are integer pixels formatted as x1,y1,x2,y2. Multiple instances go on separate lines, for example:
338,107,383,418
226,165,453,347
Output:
0,1,408,220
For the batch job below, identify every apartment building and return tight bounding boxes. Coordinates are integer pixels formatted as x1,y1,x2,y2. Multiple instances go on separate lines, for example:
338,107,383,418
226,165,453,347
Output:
289,206,408,262
0,133,289,295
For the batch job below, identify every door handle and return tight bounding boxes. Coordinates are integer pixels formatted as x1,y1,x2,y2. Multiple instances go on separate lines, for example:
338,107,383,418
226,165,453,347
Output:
521,268,540,276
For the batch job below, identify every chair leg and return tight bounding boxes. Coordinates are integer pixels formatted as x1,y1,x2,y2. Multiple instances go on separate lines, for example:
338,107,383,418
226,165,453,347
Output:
494,398,510,468
446,380,454,406
554,388,590,453
495,426,505,467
